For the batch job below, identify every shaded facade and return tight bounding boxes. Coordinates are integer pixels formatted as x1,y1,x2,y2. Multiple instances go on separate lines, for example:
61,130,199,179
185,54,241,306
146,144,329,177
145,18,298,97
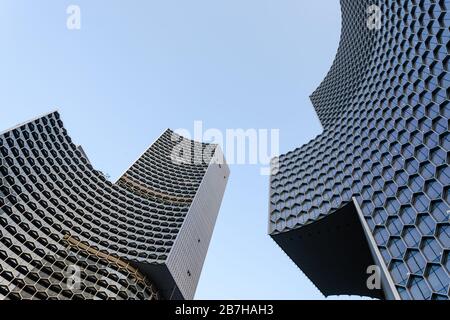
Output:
269,0,450,300
0,111,229,300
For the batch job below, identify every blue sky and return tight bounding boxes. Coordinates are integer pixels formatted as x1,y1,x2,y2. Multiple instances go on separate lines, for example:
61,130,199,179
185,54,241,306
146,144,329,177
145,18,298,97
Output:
0,1,350,299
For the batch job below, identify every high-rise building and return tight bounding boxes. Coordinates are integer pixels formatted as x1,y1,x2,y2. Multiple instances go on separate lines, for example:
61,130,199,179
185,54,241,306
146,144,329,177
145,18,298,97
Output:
269,0,450,300
0,111,229,300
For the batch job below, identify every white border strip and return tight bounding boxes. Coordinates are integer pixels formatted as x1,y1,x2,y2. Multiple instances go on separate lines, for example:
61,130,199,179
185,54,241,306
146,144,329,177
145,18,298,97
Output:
353,197,401,300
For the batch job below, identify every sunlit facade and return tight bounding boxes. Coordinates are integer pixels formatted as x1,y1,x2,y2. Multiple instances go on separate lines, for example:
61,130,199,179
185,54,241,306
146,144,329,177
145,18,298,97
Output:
0,111,229,300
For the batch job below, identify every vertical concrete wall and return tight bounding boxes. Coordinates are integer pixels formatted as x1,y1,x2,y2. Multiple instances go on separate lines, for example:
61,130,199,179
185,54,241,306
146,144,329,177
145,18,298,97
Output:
167,147,229,300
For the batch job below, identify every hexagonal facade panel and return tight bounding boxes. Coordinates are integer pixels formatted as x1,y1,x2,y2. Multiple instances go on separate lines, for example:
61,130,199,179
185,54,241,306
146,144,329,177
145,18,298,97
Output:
0,111,229,300
269,0,450,300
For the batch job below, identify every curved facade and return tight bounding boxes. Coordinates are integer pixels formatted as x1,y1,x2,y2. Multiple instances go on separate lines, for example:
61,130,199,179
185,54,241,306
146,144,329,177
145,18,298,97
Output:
270,0,450,300
0,111,229,300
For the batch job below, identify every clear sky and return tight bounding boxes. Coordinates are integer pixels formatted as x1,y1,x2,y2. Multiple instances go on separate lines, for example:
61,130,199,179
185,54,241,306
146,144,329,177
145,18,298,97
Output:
0,1,356,299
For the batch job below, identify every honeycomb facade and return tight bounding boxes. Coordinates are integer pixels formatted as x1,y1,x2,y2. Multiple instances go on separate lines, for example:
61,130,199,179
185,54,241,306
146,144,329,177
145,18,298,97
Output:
269,0,450,300
0,111,229,300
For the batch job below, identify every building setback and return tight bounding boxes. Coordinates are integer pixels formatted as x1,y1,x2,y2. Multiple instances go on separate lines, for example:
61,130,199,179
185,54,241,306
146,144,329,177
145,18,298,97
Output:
0,111,229,300
269,0,450,300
